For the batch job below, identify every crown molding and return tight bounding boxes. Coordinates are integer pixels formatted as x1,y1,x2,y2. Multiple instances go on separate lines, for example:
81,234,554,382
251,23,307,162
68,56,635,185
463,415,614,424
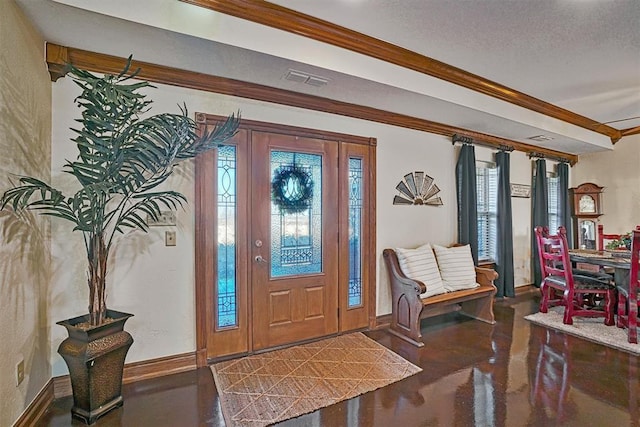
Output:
45,43,578,164
620,125,640,138
180,0,621,144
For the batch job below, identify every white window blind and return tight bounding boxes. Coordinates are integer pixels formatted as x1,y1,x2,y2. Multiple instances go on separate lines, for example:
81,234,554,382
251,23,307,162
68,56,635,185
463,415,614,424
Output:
476,163,498,262
547,173,560,234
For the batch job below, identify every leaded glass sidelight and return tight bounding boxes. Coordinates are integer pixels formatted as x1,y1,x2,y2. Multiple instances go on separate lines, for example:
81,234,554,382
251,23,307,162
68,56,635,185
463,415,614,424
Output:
270,151,322,277
217,145,237,328
348,158,363,307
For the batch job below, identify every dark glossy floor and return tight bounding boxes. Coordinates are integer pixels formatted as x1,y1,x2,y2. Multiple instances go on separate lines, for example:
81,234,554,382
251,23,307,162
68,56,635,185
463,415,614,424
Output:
40,289,639,426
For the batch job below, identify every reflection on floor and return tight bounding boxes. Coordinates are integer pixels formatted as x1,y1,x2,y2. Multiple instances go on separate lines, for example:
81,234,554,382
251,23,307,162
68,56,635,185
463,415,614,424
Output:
530,329,571,423
40,289,640,426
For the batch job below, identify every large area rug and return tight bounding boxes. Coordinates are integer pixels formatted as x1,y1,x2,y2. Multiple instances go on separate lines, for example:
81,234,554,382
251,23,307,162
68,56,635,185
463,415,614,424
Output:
211,332,422,426
525,307,640,355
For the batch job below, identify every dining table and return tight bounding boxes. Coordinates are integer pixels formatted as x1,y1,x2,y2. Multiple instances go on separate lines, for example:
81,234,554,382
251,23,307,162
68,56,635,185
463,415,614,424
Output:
568,249,631,287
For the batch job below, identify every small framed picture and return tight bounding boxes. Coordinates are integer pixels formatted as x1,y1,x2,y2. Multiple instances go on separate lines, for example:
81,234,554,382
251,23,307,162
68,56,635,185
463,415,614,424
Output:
510,183,531,198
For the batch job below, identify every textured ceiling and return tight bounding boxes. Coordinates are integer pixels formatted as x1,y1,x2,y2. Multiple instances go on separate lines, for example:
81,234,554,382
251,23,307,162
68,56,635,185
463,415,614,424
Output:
269,0,640,130
15,0,640,155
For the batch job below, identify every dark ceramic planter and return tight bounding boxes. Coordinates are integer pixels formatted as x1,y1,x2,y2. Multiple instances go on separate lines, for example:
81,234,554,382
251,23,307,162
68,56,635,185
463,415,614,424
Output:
57,310,134,424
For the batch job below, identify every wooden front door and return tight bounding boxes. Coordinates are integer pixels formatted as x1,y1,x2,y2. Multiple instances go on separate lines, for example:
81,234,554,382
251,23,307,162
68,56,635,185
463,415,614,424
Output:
250,132,338,350
195,115,375,364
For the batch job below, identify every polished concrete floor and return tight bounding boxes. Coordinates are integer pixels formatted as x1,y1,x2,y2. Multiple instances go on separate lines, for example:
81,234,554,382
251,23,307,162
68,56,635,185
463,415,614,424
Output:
40,289,639,426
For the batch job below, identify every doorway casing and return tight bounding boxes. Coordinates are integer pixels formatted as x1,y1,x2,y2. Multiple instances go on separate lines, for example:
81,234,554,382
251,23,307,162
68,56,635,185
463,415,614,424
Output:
194,114,377,365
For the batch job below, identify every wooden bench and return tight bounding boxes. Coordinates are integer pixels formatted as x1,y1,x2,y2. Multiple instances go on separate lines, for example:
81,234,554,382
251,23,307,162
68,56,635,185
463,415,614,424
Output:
383,248,498,347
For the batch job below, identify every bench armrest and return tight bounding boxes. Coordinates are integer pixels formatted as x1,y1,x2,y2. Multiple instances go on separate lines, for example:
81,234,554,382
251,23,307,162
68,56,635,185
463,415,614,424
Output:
475,266,498,287
383,248,427,295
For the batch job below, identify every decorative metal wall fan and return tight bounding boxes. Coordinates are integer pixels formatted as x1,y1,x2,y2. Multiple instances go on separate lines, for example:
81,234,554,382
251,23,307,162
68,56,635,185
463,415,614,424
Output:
393,171,443,206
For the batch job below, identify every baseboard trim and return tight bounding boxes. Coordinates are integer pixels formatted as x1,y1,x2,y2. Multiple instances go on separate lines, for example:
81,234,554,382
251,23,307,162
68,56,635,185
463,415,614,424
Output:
52,376,72,400
515,284,537,295
124,351,197,384
53,351,197,399
13,379,54,427
375,313,392,329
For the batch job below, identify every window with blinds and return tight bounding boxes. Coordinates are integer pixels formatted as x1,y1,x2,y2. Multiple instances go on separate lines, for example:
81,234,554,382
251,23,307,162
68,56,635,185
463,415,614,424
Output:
547,173,560,234
476,163,498,262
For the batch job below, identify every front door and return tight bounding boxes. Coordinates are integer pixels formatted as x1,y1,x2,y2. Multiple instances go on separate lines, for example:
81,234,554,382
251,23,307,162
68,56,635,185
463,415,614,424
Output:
195,116,374,363
250,132,339,350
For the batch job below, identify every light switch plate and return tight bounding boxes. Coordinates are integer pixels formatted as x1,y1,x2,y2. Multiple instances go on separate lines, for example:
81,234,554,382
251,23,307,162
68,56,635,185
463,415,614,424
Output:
165,231,176,246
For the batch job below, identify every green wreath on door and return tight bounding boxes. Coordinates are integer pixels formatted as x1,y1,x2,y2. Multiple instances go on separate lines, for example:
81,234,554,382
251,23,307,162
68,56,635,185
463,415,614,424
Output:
271,164,314,214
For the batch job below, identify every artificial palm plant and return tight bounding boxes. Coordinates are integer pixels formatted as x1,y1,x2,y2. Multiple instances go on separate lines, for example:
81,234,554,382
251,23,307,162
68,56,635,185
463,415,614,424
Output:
1,59,240,326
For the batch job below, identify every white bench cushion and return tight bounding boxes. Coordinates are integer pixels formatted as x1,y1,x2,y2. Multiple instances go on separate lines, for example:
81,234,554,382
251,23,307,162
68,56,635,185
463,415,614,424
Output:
432,244,479,292
395,243,446,298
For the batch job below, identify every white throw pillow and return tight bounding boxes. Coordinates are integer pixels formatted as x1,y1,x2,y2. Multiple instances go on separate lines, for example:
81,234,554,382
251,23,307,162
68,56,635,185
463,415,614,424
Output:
432,244,479,292
395,244,446,298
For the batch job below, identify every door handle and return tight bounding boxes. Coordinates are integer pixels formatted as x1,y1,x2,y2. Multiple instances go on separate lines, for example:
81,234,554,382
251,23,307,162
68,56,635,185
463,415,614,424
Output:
255,255,268,264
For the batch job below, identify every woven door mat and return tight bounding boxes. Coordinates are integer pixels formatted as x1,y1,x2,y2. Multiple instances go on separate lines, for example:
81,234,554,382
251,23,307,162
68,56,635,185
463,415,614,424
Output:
211,332,422,426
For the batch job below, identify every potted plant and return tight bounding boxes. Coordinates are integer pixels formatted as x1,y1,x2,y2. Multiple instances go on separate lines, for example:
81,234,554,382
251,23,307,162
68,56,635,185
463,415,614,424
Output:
605,232,633,251
1,59,240,424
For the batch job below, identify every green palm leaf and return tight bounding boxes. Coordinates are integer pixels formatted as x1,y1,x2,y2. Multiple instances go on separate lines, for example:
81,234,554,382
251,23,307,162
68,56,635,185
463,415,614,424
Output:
1,57,240,326
1,177,78,224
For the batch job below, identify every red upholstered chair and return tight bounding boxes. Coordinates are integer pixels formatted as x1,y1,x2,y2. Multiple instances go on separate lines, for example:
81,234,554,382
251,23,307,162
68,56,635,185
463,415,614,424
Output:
598,224,623,251
616,228,640,343
535,226,615,326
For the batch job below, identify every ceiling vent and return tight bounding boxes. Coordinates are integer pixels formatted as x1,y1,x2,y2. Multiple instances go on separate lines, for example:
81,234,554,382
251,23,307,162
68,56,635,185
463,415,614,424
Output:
527,135,554,142
284,69,329,87
306,76,329,87
284,70,308,83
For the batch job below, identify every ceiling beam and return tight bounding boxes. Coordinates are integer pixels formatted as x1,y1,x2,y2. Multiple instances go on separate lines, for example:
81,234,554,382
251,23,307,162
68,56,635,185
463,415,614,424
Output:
45,43,578,165
180,0,622,144
621,125,640,138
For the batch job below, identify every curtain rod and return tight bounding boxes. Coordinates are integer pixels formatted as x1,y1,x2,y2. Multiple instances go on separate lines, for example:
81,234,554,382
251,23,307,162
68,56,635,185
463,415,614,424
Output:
451,134,514,152
528,151,570,164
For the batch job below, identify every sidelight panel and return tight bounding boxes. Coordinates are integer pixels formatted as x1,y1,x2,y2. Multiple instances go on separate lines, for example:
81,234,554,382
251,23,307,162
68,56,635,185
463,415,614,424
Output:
216,145,237,328
348,157,363,307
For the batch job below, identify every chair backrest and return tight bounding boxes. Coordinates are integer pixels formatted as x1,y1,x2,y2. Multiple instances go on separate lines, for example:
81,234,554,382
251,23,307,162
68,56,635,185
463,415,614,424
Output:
535,226,574,288
597,224,623,251
628,229,640,298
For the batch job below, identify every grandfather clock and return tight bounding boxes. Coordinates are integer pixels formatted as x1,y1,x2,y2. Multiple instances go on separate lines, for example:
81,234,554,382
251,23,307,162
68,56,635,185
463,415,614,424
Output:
569,182,604,249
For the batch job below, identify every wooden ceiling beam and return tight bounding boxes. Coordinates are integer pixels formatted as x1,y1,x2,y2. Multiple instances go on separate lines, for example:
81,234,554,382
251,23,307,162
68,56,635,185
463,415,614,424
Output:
180,0,621,144
621,125,640,138
45,43,578,165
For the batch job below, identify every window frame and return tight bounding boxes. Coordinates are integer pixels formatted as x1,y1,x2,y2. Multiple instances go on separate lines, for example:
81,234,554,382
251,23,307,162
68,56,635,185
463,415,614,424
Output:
547,172,560,234
476,161,498,263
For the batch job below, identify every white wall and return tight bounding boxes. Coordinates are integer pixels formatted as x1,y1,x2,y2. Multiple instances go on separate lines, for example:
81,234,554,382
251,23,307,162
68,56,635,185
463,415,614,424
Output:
572,134,640,233
49,75,537,374
376,144,536,310
0,1,52,425
475,147,535,288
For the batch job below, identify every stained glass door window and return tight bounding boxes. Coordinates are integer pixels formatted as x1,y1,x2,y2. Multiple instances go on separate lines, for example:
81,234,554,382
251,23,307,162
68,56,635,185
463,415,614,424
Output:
217,145,237,328
270,151,323,277
348,158,363,307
